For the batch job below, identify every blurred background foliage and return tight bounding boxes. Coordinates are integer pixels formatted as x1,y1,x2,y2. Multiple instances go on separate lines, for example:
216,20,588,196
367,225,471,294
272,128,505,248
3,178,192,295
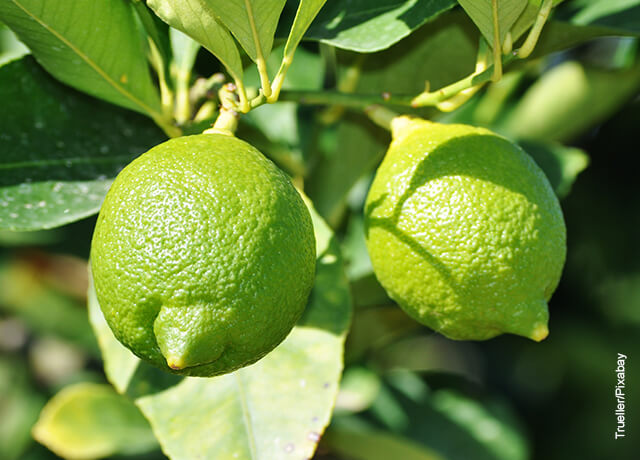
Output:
1,0,639,459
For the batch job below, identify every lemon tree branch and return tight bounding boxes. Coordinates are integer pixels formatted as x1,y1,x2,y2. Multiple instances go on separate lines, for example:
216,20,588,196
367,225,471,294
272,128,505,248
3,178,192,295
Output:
278,0,556,116
269,54,293,103
277,54,508,111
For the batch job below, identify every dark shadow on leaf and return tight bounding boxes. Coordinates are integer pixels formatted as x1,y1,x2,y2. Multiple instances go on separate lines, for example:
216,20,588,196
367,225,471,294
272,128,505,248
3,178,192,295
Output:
354,11,477,81
517,140,563,196
124,361,183,399
298,234,352,336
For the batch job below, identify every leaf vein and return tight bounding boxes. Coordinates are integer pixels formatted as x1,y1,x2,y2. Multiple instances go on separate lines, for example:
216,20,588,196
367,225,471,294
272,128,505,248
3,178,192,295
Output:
244,0,263,60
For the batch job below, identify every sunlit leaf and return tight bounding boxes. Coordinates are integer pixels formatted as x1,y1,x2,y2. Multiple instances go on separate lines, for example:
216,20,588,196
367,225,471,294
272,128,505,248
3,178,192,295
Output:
32,383,157,460
207,0,287,63
0,0,162,117
147,0,244,81
282,0,327,57
304,0,457,52
457,0,528,48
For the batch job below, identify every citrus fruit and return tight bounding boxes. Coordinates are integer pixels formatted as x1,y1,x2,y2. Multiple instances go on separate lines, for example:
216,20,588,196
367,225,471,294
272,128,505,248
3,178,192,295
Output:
364,117,566,341
90,133,316,377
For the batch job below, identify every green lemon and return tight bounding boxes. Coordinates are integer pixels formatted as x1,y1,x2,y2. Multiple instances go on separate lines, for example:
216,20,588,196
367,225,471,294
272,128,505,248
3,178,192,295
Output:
365,117,566,341
90,133,316,377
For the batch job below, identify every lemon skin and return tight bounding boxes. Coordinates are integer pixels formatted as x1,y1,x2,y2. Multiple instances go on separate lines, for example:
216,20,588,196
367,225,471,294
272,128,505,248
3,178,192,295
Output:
365,117,566,341
91,134,316,376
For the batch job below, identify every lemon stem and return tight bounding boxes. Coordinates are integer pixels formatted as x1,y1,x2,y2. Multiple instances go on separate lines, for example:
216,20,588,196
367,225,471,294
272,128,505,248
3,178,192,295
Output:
204,107,238,136
518,0,554,59
435,38,490,112
235,79,251,113
277,46,517,113
256,56,273,100
166,356,186,370
364,105,398,131
269,54,292,103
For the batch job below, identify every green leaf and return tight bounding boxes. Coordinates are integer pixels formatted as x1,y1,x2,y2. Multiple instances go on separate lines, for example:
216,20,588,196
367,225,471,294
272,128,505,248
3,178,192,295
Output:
325,422,444,460
349,372,531,460
241,103,305,173
345,306,419,362
304,0,457,52
283,0,327,58
88,200,352,460
356,10,479,92
0,0,162,117
147,0,244,81
502,59,640,141
32,383,157,460
206,0,287,63
528,20,638,59
0,180,113,232
518,140,589,198
428,389,528,460
0,357,46,460
342,213,374,281
457,0,528,47
565,0,640,34
0,256,99,356
335,367,382,414
307,113,388,226
0,57,165,231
